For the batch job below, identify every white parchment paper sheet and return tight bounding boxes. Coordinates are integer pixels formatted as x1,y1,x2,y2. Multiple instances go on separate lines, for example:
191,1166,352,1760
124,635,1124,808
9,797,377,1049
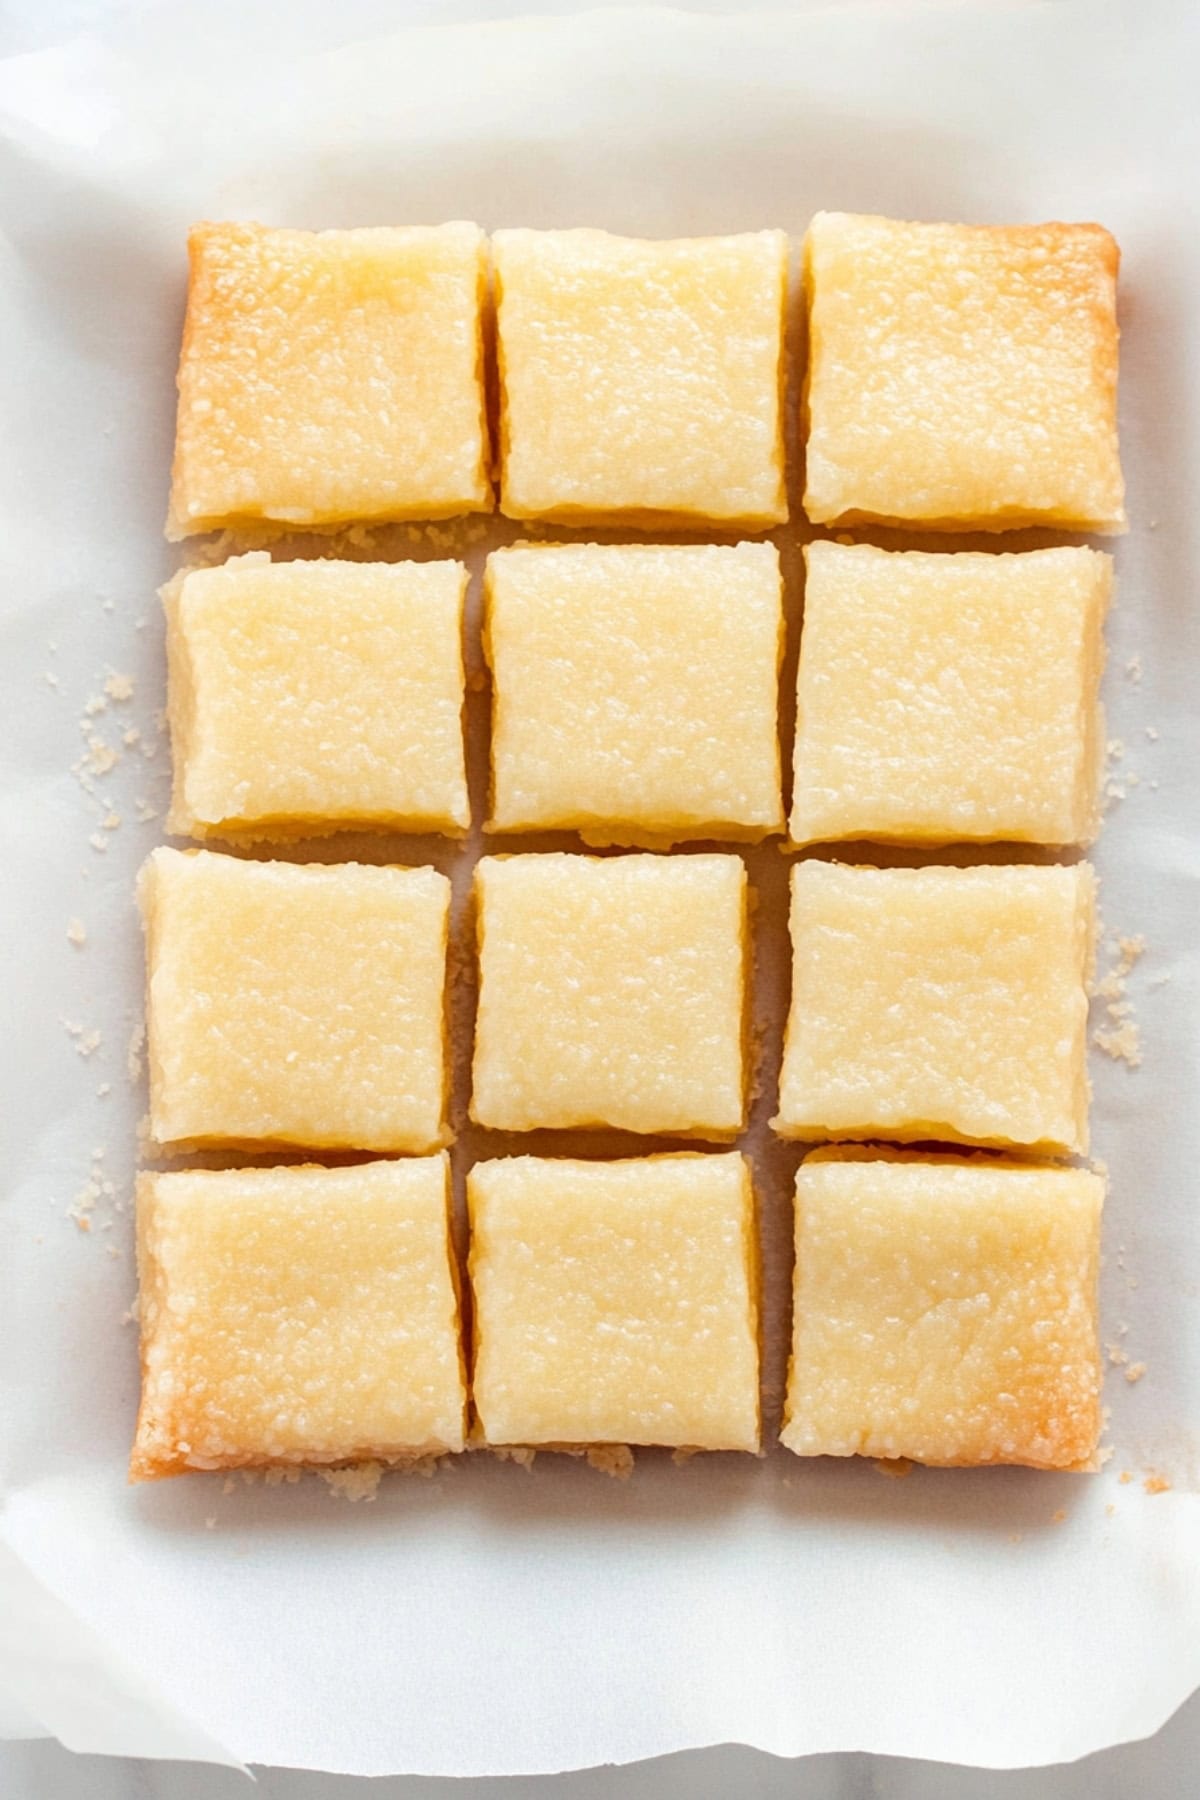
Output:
1,0,1198,1778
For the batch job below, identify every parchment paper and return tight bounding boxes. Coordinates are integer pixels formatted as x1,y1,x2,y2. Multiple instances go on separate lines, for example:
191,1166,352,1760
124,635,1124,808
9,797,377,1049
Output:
1,0,1198,1777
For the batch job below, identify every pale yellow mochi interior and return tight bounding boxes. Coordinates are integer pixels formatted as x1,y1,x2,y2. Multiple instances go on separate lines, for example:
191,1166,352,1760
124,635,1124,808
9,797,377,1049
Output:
131,1157,466,1480
782,1148,1104,1470
165,553,469,841
468,1154,760,1451
140,848,449,1153
791,542,1111,848
803,212,1125,531
484,542,784,843
773,861,1094,1153
168,221,490,537
494,227,788,526
471,853,747,1137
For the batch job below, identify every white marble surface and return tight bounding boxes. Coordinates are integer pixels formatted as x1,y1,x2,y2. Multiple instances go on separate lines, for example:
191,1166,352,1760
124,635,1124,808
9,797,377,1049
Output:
5,1689,1200,1800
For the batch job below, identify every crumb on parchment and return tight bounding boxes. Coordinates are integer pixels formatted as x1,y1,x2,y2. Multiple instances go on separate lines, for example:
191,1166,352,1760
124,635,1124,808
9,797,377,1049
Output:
66,917,87,946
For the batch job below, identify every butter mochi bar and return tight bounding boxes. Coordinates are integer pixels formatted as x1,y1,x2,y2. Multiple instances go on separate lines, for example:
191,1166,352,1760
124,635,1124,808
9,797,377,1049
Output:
168,221,490,537
164,554,469,841
782,1149,1104,1471
774,861,1095,1154
140,848,449,1153
468,1154,760,1453
803,212,1125,531
484,542,784,844
471,853,747,1138
791,542,1111,848
493,227,788,526
131,1157,466,1480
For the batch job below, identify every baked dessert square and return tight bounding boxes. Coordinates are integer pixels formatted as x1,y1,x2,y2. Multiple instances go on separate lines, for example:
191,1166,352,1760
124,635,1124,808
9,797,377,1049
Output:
803,212,1125,531
471,852,747,1137
773,861,1094,1153
140,848,449,1152
791,542,1111,848
493,227,788,526
781,1149,1104,1470
468,1153,760,1452
168,221,490,537
484,542,784,844
131,1156,465,1479
164,553,470,841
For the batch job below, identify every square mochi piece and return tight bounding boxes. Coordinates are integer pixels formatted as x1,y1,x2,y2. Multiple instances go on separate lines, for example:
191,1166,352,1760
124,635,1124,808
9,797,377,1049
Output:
493,228,788,526
782,1149,1104,1470
468,1154,760,1451
131,1157,466,1479
164,554,469,841
484,542,784,844
168,221,490,537
471,853,747,1137
803,212,1125,531
140,848,449,1153
791,542,1111,848
774,861,1095,1153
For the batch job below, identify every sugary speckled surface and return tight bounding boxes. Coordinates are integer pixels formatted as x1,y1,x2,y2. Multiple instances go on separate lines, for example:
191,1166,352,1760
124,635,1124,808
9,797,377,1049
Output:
168,221,490,536
774,861,1094,1152
782,1149,1104,1470
468,1154,759,1450
803,212,1125,531
484,541,784,843
471,853,747,1136
131,1157,465,1478
494,227,788,525
791,541,1111,847
165,554,469,839
140,848,449,1152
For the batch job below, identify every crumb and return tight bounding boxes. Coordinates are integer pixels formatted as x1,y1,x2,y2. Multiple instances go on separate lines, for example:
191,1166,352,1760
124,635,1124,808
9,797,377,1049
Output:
1106,737,1126,763
135,797,159,823
44,670,60,689
102,810,121,831
493,1446,536,1469
66,918,87,947
586,1445,634,1478
104,672,134,702
1051,1507,1067,1524
1125,1362,1147,1384
127,1022,145,1085
1097,1442,1114,1468
1118,1470,1133,1485
1124,654,1142,682
1105,1503,1116,1517
76,1029,102,1059
1093,1021,1143,1065
319,1463,383,1502
120,1295,140,1327
1143,1473,1171,1496
96,1082,111,1097
872,1458,913,1480
84,738,119,775
89,832,109,853
1106,1343,1129,1366
82,694,108,718
1145,725,1159,741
